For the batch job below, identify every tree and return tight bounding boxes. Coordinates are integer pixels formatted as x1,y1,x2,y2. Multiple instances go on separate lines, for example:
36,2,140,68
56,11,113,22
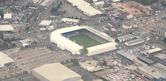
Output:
50,1,62,15
72,59,80,66
115,39,120,43
80,48,88,55
0,9,3,19
135,0,158,5
100,60,107,66
161,1,166,7
163,38,166,43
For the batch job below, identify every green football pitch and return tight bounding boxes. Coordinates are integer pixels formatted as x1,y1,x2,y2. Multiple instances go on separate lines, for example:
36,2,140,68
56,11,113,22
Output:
70,34,101,48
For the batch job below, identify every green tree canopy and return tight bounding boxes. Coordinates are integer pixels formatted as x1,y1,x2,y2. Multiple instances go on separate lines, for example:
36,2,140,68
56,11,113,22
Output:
163,38,166,43
80,48,88,55
135,0,158,5
161,1,166,7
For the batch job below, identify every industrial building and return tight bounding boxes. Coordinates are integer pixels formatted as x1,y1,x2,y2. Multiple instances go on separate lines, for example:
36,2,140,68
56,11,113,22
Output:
116,49,138,61
67,0,102,16
32,63,83,81
124,38,144,46
0,25,14,32
3,12,12,19
0,52,14,68
136,63,166,80
146,48,162,54
154,53,166,60
116,34,136,42
61,18,80,24
137,55,155,65
50,26,117,56
154,27,166,38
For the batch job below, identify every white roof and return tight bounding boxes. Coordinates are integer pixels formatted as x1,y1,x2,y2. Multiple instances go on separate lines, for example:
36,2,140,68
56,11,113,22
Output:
87,42,117,56
147,48,162,54
117,34,135,41
32,0,41,3
39,20,52,26
112,0,121,2
0,52,14,67
125,38,144,46
94,1,105,6
67,0,102,16
33,63,83,81
92,0,98,2
62,18,79,23
0,25,14,31
40,0,54,6
19,39,33,47
4,13,12,19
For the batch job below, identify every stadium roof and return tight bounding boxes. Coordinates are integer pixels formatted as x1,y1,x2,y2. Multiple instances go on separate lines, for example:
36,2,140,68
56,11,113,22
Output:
0,25,14,31
50,26,117,55
33,63,83,81
0,52,14,67
50,26,85,51
67,0,102,16
87,42,117,56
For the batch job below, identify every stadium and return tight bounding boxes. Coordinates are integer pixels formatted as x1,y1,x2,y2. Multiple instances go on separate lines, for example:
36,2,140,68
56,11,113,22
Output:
50,26,117,56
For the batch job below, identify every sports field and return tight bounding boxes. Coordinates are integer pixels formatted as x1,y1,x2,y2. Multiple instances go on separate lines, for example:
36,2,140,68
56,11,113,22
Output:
70,34,101,48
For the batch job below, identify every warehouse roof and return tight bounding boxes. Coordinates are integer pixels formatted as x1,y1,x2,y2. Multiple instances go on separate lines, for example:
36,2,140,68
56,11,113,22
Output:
0,25,14,31
147,48,162,54
117,50,138,61
33,63,83,81
154,63,166,71
137,55,155,65
117,34,136,42
0,52,14,67
138,64,166,79
124,38,144,46
67,0,102,16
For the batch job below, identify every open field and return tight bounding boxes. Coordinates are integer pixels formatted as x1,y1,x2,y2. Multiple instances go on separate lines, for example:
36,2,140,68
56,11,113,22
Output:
112,1,151,15
70,34,101,48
